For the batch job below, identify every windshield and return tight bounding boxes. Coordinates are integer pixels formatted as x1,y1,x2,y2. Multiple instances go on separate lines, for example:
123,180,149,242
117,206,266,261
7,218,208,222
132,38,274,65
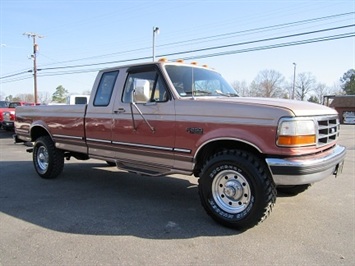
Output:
0,101,9,108
165,65,238,97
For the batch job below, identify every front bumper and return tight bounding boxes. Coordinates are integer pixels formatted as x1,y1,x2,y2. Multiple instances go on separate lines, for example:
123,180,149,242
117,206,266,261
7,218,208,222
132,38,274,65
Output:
3,121,14,129
266,145,346,186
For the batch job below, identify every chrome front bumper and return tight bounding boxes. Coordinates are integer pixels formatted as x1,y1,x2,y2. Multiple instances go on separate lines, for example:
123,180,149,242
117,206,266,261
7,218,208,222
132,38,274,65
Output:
266,145,346,186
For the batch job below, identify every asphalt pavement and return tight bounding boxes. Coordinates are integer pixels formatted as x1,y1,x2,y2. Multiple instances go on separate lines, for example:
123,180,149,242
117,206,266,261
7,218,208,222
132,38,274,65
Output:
0,125,354,265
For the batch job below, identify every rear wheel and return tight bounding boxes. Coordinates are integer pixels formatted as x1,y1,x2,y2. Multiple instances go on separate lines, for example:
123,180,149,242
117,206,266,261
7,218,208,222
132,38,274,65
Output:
198,150,276,230
33,136,64,179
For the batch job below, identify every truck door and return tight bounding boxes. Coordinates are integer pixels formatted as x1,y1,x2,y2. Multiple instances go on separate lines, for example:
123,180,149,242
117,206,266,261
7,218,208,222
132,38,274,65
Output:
85,70,119,159
111,65,176,175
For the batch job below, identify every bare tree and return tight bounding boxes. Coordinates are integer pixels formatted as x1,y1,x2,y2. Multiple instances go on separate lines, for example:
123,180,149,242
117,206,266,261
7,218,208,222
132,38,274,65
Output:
38,91,51,104
250,69,285,98
82,89,91,95
16,94,34,102
231,80,249,96
329,81,346,96
313,83,329,104
295,72,315,101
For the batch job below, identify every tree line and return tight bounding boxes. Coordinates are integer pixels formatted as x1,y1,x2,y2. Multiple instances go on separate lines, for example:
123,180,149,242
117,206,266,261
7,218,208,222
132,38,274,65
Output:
1,69,354,104
232,69,355,103
2,85,91,104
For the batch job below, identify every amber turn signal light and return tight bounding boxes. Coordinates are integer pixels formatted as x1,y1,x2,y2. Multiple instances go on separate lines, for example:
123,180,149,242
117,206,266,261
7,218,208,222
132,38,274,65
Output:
277,135,316,146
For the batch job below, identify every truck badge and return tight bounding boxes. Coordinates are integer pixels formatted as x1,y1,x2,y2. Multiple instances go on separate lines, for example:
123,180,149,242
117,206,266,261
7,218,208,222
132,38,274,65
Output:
186,127,203,135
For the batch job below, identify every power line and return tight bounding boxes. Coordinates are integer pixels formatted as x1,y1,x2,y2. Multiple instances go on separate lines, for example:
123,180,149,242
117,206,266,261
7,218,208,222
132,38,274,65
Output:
0,70,31,79
37,23,355,72
35,11,355,68
1,23,354,81
17,31,355,79
156,11,355,48
181,32,355,61
156,24,355,60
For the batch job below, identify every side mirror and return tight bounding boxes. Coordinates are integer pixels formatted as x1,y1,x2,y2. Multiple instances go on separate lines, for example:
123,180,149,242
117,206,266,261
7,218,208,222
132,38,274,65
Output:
133,80,150,103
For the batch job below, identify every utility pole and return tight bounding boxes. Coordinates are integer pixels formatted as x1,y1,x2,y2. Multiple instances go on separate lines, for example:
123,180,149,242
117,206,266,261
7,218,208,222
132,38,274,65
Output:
292,62,297,100
152,27,159,61
23,32,44,104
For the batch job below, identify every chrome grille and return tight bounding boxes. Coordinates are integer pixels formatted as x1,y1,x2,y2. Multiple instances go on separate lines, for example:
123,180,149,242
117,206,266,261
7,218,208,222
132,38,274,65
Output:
317,116,339,147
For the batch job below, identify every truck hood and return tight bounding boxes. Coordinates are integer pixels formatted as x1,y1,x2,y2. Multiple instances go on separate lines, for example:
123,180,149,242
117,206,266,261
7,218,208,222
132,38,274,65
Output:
200,97,338,117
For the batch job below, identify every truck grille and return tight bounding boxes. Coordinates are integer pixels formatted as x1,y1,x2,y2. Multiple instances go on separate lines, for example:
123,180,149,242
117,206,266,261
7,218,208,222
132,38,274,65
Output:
317,116,339,147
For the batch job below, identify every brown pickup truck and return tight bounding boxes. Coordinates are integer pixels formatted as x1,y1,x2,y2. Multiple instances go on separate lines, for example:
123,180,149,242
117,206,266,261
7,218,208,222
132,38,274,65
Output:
15,60,346,230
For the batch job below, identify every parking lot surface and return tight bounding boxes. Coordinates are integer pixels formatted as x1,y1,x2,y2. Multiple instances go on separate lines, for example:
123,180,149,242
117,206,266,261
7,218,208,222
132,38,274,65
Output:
0,125,354,265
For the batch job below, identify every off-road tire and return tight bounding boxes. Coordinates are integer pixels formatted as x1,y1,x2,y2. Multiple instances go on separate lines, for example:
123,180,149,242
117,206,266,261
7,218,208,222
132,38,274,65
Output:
198,150,276,230
33,136,64,179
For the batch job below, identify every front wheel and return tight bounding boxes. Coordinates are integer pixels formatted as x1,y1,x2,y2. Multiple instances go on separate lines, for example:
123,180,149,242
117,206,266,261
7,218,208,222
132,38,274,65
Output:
33,136,64,179
198,150,276,230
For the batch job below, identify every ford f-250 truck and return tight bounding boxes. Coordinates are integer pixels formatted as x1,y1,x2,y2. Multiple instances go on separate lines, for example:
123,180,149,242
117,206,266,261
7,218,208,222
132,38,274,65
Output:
14,59,346,230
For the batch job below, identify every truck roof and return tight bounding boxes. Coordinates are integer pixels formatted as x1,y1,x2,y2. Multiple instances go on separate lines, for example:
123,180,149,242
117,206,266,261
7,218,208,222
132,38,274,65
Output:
99,59,218,73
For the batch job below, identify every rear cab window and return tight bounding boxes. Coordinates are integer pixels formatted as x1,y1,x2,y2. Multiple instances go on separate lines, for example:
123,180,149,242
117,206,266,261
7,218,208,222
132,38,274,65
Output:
93,71,119,106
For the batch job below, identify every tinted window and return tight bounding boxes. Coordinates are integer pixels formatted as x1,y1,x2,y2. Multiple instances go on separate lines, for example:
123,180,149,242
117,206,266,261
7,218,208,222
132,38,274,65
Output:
94,71,119,106
0,101,9,108
9,102,21,108
75,97,88,104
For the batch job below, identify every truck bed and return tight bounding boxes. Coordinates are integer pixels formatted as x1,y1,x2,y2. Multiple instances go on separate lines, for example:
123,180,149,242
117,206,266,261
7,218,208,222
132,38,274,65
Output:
15,104,88,153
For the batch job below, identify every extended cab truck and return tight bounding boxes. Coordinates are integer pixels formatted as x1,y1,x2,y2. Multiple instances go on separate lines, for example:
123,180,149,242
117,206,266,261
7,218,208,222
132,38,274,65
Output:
14,60,346,230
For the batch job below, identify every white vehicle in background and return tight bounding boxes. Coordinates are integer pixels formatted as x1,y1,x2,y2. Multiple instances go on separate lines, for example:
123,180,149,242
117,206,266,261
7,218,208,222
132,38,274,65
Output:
66,95,90,105
48,95,90,105
343,112,355,124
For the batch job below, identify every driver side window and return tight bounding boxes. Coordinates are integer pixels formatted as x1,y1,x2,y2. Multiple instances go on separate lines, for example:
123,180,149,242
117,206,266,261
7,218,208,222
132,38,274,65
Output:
122,69,169,103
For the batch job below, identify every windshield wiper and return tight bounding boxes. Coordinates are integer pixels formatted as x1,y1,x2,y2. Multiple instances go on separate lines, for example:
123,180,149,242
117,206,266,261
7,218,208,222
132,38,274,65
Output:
185,90,212,96
215,90,239,97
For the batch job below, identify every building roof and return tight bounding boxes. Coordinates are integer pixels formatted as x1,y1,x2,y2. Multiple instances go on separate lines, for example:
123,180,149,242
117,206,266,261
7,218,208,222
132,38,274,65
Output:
329,96,355,108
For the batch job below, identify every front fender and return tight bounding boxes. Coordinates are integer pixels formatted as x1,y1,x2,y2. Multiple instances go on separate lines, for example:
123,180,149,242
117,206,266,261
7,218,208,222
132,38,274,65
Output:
194,125,275,157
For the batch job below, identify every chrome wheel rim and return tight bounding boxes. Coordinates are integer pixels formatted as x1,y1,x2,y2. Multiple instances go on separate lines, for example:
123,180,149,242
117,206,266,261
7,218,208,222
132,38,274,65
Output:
212,170,251,214
37,146,49,172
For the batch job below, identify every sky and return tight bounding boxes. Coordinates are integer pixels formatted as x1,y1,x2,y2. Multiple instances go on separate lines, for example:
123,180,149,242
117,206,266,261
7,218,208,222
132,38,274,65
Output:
0,0,354,101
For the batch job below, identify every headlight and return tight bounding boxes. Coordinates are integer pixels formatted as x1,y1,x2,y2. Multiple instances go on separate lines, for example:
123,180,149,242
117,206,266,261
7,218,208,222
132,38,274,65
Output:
277,119,316,147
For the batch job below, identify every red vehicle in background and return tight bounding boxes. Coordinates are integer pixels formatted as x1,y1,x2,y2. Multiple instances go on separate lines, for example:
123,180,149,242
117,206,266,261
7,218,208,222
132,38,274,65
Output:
0,100,10,129
2,102,36,131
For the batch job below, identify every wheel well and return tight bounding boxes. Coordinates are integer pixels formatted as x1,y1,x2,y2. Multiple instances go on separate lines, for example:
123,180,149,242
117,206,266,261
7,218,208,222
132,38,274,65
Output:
30,126,89,161
31,126,51,142
193,140,263,177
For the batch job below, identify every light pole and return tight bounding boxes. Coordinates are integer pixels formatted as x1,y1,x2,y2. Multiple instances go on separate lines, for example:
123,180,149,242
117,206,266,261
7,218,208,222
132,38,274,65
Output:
152,27,159,62
23,32,44,104
292,62,297,100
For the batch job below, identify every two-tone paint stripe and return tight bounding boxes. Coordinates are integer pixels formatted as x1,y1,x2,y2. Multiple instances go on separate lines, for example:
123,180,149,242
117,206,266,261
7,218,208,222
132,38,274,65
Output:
55,134,192,154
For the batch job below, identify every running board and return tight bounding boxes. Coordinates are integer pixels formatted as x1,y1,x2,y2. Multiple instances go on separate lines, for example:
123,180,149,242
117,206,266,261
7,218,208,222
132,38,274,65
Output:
115,160,170,176
115,160,191,177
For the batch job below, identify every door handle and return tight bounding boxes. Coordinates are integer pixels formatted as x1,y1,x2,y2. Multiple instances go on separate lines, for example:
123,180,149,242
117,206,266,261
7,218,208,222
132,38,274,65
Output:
115,108,126,114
